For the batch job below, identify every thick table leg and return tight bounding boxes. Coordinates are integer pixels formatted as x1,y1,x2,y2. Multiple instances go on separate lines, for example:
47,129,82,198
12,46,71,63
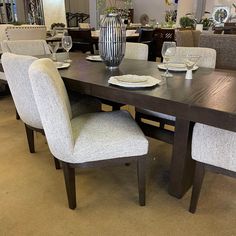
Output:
168,118,195,198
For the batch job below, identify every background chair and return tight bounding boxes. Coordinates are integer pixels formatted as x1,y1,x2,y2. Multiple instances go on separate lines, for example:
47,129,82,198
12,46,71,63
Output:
138,29,154,61
68,29,94,54
2,53,101,168
199,34,236,70
153,28,175,60
29,58,148,209
5,25,47,40
189,123,236,213
1,40,50,56
135,47,217,145
125,42,148,60
175,30,201,47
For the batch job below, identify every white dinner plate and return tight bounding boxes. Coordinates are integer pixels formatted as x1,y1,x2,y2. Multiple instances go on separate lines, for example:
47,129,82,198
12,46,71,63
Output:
158,63,199,72
54,62,70,69
86,55,103,62
108,75,161,88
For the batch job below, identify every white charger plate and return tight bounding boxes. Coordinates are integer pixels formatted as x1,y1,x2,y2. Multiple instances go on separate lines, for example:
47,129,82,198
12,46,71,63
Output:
86,55,102,62
158,63,198,72
108,75,161,88
54,62,70,69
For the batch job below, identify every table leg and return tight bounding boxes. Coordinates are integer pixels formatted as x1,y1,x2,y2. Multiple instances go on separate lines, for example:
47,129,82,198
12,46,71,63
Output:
168,118,195,198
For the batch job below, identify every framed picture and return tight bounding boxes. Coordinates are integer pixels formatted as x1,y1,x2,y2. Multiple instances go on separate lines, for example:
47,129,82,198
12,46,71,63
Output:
212,6,230,25
24,0,44,25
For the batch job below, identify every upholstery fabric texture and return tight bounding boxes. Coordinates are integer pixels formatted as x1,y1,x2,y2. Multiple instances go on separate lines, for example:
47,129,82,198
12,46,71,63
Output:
0,24,13,53
171,47,216,69
192,123,236,172
5,25,47,40
136,47,216,121
199,34,236,70
1,40,50,56
2,53,42,128
29,59,148,163
125,42,148,60
2,53,101,129
176,30,201,47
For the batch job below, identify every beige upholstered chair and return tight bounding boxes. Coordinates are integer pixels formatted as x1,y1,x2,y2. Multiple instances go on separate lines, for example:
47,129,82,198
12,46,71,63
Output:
135,47,217,144
199,34,236,70
176,30,201,47
1,40,50,56
189,123,236,213
125,42,148,60
1,53,101,169
0,24,13,81
0,24,13,53
5,25,47,40
29,58,148,209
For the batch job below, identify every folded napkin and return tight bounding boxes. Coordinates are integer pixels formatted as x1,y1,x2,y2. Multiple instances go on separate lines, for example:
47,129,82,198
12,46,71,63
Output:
110,74,153,84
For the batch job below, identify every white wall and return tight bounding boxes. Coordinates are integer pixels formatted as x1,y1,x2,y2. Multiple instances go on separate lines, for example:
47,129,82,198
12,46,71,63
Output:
65,0,89,14
133,0,170,23
206,0,234,13
42,0,67,29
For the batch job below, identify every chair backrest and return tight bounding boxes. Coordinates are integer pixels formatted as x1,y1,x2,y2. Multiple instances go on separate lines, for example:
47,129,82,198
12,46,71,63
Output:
0,24,13,53
153,28,175,58
1,40,50,56
138,29,153,43
176,30,201,47
199,34,236,70
125,42,148,60
29,58,74,159
1,53,41,128
5,25,47,40
68,29,92,43
172,47,216,69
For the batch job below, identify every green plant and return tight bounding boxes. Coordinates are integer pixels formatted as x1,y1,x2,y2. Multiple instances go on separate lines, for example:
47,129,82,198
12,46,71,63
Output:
179,16,195,28
51,23,65,29
97,0,132,15
199,17,214,29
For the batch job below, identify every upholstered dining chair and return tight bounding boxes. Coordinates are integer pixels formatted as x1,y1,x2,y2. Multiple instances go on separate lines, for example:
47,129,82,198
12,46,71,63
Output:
2,53,101,169
1,39,52,119
1,40,50,56
125,42,148,60
29,58,148,209
5,25,47,41
135,47,217,144
100,42,148,112
189,123,236,213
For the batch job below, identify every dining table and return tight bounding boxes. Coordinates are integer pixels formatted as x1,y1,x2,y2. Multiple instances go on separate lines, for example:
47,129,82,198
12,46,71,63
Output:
1,52,235,198
57,52,236,199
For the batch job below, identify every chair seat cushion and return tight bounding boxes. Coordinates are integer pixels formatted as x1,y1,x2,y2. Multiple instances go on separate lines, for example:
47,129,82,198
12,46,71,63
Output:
70,110,148,163
136,108,176,121
192,123,236,172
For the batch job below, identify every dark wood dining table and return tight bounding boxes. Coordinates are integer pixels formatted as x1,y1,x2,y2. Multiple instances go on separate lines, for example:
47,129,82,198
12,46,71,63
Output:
2,52,236,198
58,53,236,198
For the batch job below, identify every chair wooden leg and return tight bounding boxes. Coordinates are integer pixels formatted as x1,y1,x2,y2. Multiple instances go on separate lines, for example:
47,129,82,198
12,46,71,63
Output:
16,109,20,120
62,162,76,209
53,156,61,170
189,162,205,214
24,124,35,153
137,156,146,206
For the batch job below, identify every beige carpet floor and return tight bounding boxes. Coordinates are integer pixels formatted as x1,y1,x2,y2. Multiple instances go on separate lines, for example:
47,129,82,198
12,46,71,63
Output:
0,95,235,236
